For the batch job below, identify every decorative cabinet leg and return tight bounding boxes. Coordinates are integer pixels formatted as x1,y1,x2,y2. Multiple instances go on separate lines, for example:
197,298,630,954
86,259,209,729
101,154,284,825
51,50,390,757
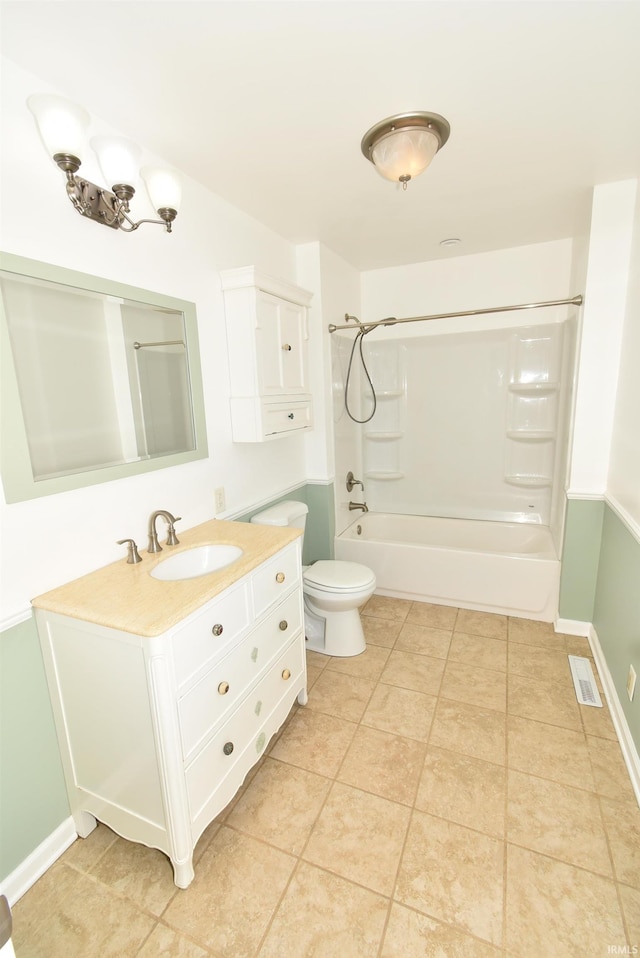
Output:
73,810,97,838
172,856,195,889
297,686,308,706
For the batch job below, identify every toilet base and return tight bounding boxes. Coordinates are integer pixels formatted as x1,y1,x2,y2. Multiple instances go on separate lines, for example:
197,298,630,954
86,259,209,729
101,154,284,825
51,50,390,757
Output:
304,603,366,657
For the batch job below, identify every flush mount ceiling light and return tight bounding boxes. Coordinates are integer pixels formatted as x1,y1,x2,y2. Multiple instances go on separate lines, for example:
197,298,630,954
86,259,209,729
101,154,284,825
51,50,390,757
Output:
28,94,181,233
361,111,450,189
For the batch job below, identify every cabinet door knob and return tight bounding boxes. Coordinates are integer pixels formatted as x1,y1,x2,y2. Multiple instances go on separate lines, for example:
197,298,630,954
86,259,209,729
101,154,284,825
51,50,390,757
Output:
211,623,223,636
218,681,230,695
282,343,292,351
223,741,234,756
279,620,288,632
281,668,291,681
288,413,295,419
275,572,285,583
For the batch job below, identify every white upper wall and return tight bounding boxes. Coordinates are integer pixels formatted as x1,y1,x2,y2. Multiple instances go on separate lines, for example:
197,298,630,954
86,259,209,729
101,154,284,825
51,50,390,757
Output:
608,184,640,527
0,58,312,619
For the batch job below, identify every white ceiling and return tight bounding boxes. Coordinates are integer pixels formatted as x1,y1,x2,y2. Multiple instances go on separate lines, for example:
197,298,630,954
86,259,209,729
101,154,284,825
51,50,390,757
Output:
3,1,640,270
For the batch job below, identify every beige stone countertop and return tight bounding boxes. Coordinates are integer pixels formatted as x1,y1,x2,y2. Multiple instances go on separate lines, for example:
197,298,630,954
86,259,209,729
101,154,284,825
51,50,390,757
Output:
32,519,301,637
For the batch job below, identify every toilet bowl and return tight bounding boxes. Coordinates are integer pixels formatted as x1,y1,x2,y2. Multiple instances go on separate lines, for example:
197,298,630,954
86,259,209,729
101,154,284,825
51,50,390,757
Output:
251,501,376,657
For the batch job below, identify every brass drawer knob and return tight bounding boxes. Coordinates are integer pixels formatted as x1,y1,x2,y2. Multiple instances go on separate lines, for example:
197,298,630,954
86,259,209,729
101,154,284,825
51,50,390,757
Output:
223,741,234,755
279,620,288,631
281,668,291,681
275,572,285,584
211,623,223,637
218,681,229,695
282,343,292,351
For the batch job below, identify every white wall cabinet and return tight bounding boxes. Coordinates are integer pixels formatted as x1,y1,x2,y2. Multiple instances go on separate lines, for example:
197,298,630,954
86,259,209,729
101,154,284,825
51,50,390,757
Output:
221,266,313,441
35,540,307,888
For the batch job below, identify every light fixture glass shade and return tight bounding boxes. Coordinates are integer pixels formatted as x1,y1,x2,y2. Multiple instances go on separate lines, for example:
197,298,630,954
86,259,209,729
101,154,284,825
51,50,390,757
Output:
371,127,440,183
141,167,182,212
91,136,141,189
27,94,89,161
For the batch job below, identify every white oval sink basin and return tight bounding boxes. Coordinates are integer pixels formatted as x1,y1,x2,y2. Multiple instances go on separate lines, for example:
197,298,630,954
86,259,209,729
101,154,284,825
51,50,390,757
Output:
150,544,243,581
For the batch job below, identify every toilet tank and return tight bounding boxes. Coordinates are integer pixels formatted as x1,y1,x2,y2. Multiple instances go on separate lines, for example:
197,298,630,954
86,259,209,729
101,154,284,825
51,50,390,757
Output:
250,500,308,530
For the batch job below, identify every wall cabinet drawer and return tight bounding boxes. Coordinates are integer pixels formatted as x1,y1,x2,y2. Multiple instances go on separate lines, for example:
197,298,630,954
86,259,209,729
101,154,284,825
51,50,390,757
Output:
185,636,305,820
178,590,302,761
171,581,251,690
252,544,301,619
262,400,312,438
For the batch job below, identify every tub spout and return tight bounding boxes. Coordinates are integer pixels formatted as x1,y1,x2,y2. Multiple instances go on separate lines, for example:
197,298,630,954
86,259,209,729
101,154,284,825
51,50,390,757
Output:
349,501,368,512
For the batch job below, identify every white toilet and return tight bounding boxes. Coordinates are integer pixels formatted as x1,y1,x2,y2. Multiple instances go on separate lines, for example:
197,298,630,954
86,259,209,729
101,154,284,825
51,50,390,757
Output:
251,501,376,657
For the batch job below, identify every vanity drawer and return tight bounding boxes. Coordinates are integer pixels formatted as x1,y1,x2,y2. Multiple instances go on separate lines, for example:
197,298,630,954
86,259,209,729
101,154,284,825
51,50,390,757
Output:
178,589,302,761
251,542,301,619
185,635,305,820
171,580,251,690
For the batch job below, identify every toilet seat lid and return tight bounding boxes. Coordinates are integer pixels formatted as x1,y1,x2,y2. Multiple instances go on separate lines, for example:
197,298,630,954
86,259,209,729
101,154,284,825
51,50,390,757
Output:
303,560,376,593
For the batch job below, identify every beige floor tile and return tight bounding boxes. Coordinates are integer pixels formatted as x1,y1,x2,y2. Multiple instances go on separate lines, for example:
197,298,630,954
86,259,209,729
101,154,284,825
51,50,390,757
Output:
269,707,357,777
381,902,503,957
137,923,210,957
508,672,582,731
395,622,452,659
396,811,504,946
362,594,413,621
14,866,155,958
258,860,389,957
579,696,619,740
587,735,639,803
12,862,83,949
430,699,506,766
508,617,567,650
507,714,595,790
61,823,118,873
338,725,426,805
305,668,375,722
505,845,626,957
225,757,331,855
164,827,295,955
362,614,403,648
302,781,410,895
600,797,640,887
440,661,507,713
306,663,323,689
565,634,593,657
456,609,508,640
448,631,507,672
325,642,391,680
362,683,437,742
380,649,445,695
618,883,640,947
508,642,573,685
89,836,178,916
306,649,330,670
507,769,612,875
416,746,506,837
406,601,458,630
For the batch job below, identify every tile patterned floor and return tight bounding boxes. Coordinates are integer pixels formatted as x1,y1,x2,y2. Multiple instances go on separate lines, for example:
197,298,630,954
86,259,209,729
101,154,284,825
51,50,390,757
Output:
12,596,640,957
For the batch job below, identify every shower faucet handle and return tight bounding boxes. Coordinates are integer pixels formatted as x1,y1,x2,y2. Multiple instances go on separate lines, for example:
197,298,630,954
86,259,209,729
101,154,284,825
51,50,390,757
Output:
346,471,364,493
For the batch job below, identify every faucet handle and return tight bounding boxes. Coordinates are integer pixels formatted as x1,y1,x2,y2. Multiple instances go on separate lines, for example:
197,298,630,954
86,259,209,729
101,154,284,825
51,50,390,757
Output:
117,539,143,564
166,516,181,546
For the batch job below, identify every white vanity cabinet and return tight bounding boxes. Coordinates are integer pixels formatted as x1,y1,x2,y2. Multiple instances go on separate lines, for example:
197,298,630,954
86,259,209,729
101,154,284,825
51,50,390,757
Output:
34,540,306,889
221,266,313,442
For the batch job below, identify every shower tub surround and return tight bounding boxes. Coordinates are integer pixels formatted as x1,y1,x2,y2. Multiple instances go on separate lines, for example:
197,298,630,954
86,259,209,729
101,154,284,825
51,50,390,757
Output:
335,512,559,621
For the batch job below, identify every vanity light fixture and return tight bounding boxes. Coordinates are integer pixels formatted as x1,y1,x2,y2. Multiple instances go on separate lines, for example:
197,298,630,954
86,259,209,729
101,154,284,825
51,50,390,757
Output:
28,94,181,233
361,111,450,189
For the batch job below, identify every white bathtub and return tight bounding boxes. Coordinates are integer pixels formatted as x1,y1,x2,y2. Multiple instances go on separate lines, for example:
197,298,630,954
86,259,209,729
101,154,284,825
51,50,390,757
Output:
334,513,560,621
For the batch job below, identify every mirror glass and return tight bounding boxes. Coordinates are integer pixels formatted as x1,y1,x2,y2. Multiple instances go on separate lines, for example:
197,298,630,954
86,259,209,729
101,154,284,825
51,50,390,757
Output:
0,253,208,502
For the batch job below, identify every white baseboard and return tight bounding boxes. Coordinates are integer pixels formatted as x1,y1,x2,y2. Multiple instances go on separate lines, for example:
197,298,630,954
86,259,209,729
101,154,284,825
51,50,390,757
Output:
589,626,640,807
0,817,76,906
556,617,591,636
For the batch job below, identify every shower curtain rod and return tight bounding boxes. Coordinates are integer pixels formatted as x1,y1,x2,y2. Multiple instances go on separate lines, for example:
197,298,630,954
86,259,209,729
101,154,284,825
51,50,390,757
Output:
327,294,583,333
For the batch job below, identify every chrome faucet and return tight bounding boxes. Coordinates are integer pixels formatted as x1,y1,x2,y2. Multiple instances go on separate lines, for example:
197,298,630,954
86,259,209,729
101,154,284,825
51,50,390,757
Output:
147,510,181,553
348,501,368,513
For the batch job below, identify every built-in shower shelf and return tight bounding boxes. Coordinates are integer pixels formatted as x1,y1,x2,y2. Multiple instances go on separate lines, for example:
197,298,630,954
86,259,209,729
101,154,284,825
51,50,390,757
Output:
506,430,555,441
509,381,559,394
375,389,404,399
364,431,403,441
505,474,553,487
364,471,405,480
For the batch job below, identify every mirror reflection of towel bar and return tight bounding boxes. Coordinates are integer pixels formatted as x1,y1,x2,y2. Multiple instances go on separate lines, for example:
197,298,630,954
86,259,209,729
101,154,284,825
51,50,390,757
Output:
133,339,185,349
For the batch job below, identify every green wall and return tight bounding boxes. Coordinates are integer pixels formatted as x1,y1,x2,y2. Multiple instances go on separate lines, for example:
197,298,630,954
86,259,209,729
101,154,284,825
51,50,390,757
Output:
559,498,605,622
593,506,640,755
0,616,69,882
